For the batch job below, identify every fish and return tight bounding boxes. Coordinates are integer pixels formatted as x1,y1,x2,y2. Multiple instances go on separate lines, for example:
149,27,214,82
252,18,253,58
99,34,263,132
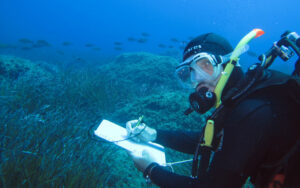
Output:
85,43,94,47
75,57,83,61
188,36,194,40
62,41,72,46
168,45,174,49
158,44,166,48
56,50,64,55
37,40,51,46
114,47,122,51
33,40,51,48
127,37,136,42
114,42,122,45
92,47,101,51
141,32,150,37
18,38,33,44
170,38,179,43
137,38,147,43
180,41,187,46
21,46,32,50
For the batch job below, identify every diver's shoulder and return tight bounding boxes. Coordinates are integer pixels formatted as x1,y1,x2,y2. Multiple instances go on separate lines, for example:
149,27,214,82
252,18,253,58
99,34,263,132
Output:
246,69,300,98
227,97,272,125
260,69,300,85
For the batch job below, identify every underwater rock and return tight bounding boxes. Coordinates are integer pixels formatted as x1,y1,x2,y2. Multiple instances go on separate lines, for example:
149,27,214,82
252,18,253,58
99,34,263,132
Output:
97,52,181,100
0,55,57,81
108,90,208,131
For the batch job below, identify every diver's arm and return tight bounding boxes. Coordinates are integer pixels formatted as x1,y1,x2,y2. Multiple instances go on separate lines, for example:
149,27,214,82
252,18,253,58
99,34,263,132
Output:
155,129,200,154
147,164,243,188
148,165,205,188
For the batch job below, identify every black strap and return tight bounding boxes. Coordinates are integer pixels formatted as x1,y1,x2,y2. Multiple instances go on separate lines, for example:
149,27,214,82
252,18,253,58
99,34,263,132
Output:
198,147,212,178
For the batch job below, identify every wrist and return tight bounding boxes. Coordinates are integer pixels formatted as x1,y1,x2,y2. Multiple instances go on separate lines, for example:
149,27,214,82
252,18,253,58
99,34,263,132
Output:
143,162,159,179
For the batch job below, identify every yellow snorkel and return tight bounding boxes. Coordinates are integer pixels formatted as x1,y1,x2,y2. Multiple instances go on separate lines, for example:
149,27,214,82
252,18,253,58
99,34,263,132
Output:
214,28,265,108
201,29,265,148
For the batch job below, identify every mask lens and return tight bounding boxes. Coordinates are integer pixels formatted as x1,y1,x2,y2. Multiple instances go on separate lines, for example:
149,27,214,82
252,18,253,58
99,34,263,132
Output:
193,57,214,76
175,66,193,88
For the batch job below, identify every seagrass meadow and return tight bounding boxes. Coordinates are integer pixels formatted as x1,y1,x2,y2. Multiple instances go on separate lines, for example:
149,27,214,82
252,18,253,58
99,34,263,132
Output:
0,53,208,187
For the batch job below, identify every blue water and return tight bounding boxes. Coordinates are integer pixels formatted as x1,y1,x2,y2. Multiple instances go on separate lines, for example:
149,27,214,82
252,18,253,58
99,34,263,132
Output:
1,0,300,73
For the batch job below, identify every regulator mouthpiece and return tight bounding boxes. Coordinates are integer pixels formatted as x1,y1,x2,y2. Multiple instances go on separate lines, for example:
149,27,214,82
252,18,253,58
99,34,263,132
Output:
189,87,216,114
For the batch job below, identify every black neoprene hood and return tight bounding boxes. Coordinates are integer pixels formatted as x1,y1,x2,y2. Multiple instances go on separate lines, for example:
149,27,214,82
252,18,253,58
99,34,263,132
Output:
183,33,233,61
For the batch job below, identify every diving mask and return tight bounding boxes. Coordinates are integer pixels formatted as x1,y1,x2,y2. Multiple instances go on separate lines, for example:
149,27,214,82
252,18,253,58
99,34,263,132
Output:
175,52,231,89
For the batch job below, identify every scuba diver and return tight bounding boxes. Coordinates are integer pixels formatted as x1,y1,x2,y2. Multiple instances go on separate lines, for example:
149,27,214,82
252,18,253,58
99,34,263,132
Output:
127,29,300,187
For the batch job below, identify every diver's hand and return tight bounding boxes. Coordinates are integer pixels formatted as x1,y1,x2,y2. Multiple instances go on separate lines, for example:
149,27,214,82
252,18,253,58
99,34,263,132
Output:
126,120,157,142
128,150,156,172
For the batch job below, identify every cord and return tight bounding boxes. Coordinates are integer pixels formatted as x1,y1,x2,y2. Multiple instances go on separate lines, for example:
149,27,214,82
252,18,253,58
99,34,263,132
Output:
164,158,194,173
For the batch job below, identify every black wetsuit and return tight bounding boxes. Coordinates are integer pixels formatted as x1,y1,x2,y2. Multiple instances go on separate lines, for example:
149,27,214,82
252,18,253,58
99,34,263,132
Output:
148,70,300,188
